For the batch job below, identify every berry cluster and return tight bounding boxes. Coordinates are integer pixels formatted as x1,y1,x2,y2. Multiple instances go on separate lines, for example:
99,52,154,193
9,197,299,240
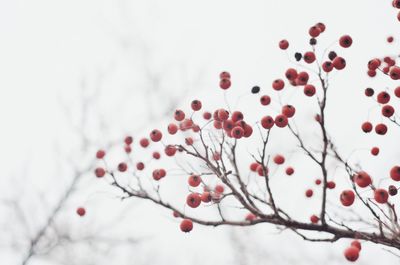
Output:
84,22,400,262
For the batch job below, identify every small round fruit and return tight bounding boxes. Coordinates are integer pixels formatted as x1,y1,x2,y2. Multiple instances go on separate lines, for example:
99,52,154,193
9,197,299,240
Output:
188,175,202,187
374,188,389,204
390,166,400,181
76,207,86,217
279,39,289,50
95,167,106,178
180,219,193,232
186,193,201,208
339,35,353,48
344,246,359,262
354,171,372,188
340,190,355,206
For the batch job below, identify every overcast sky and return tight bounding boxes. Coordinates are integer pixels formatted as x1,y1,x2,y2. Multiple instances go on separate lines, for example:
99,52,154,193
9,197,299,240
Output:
0,0,399,264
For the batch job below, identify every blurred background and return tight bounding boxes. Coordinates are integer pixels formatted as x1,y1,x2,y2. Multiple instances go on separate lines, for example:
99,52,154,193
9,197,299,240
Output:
0,0,400,264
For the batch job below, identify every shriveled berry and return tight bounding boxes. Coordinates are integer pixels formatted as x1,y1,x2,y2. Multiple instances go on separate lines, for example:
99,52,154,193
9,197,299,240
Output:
251,86,260,94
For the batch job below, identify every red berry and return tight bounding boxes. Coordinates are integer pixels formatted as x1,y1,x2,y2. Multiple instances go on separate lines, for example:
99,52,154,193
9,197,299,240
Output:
282,105,296,118
95,167,106,178
165,145,177,156
315,179,322,185
118,162,128,172
361,122,373,133
150,129,162,142
364,87,374,97
173,211,180,218
96,150,106,159
382,105,395,117
245,213,257,221
256,165,269,176
220,71,231,79
191,100,202,111
344,246,359,262
327,181,336,189
275,114,288,128
188,175,202,187
153,151,161,159
322,61,334,72
310,215,319,224
374,188,389,204
273,154,285,165
351,240,362,251
250,162,259,172
152,168,166,180
367,69,376,77
368,58,381,70
186,193,201,208
272,79,285,91
124,145,131,153
395,87,400,98
180,119,194,131
371,147,379,156
124,136,133,145
377,91,390,104
174,109,185,121
231,111,244,122
309,26,321,37
243,123,253,138
340,190,355,206
261,116,274,129
296,72,309,85
180,219,193,232
285,167,294,176
305,189,313,198
304,84,316,97
185,137,194,145
339,35,353,48
285,68,298,81
332,56,346,70
387,36,394,43
316,22,326,32
260,95,271,105
213,152,221,161
201,192,211,202
303,51,316,64
217,109,230,121
168,123,178,135
390,66,400,80
136,162,145,171
375,123,387,135
214,184,224,194
139,138,150,148
220,78,231,90
76,207,86,217
279,39,289,50
203,111,212,120
390,166,400,181
231,126,244,139
354,171,372,188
